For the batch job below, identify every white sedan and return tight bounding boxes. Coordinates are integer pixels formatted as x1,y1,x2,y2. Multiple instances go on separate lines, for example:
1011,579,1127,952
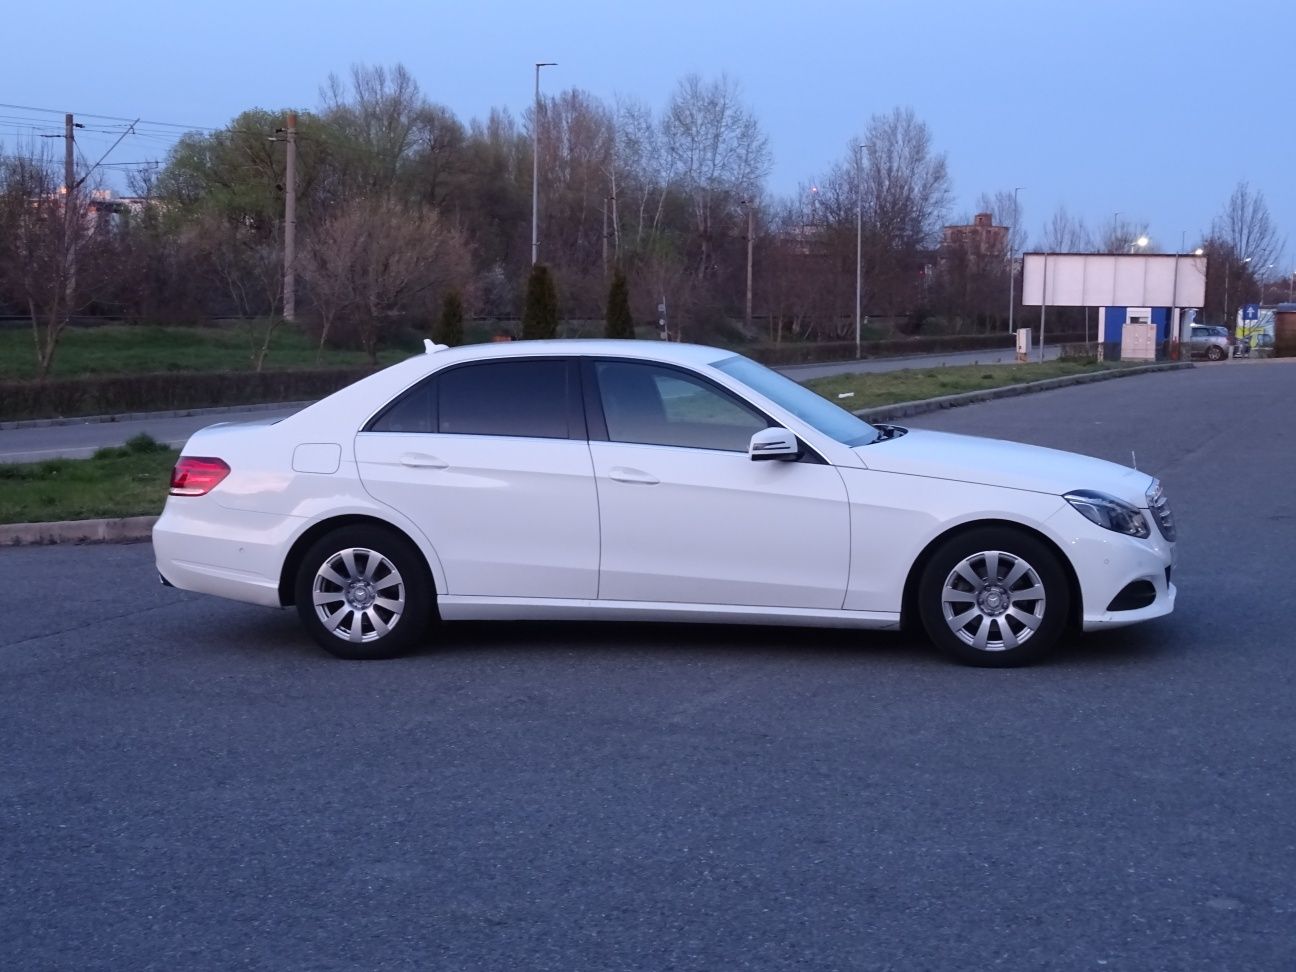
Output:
154,340,1176,666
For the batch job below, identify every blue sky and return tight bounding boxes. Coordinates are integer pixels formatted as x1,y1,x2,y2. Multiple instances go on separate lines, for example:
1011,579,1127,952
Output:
5,0,1291,262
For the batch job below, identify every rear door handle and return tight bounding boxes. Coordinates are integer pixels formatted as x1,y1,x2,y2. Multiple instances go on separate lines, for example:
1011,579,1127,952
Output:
609,466,659,485
399,452,448,469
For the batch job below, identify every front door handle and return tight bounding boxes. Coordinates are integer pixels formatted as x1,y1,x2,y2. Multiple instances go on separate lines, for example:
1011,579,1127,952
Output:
609,466,659,485
400,452,448,469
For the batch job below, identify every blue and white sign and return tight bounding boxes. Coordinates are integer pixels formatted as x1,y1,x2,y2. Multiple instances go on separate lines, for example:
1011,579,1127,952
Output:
1242,303,1260,321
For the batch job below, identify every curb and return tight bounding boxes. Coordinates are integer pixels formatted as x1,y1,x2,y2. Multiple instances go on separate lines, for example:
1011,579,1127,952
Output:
0,400,314,431
852,362,1193,422
1,361,1193,548
0,515,158,547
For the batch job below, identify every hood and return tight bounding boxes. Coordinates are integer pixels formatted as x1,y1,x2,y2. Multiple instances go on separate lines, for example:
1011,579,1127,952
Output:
856,428,1154,505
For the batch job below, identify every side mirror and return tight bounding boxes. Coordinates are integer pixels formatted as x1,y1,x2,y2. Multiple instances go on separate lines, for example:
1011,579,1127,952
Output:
749,427,800,461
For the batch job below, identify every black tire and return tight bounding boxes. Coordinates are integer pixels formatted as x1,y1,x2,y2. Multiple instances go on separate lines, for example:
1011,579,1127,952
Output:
293,525,433,660
1206,345,1225,361
917,526,1071,667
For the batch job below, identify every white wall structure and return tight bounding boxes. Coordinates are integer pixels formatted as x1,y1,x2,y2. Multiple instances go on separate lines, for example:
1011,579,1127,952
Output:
1021,253,1207,308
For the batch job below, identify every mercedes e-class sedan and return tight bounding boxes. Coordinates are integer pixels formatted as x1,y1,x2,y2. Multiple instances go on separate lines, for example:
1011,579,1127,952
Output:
154,340,1176,666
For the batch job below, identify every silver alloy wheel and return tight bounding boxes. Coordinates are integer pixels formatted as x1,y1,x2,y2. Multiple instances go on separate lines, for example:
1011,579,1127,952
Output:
939,549,1046,652
311,547,405,644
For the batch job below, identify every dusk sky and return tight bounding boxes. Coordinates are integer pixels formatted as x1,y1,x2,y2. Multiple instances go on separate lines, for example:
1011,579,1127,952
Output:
5,0,1291,264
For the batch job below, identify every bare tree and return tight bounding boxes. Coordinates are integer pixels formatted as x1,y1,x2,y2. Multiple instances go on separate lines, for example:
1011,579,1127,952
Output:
1211,181,1283,309
975,189,1026,257
321,63,429,195
0,151,110,378
1038,206,1093,252
810,108,953,319
1096,214,1151,254
661,74,771,278
303,198,472,363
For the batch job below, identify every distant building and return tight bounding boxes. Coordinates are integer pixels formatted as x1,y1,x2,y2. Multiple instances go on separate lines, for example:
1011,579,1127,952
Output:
940,212,1008,269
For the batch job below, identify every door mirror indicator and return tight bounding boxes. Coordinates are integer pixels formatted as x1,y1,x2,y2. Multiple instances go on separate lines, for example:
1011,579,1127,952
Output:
749,428,800,461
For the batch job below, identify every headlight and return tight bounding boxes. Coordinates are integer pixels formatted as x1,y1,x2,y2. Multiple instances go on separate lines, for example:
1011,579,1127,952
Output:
1145,480,1176,542
1064,490,1151,539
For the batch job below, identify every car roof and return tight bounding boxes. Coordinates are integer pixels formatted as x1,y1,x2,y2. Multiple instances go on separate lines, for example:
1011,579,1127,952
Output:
421,339,737,368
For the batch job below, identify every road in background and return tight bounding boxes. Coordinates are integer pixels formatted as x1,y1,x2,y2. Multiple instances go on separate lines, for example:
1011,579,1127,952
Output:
3,362,1294,970
0,346,1060,462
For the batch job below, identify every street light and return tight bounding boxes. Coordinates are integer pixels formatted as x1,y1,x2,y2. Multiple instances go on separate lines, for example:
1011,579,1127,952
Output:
1007,186,1023,335
531,61,557,266
854,143,863,359
1129,234,1149,253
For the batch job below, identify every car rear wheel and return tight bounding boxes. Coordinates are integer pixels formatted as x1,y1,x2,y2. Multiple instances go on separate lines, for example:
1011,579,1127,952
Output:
294,525,433,660
1206,345,1225,361
917,527,1070,667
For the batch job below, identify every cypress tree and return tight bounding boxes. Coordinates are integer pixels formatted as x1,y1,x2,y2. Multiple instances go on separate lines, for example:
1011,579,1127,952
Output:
605,267,635,339
521,264,559,340
433,289,464,347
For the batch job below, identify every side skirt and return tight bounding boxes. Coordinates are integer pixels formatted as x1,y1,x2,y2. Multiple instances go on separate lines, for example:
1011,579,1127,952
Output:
436,596,901,630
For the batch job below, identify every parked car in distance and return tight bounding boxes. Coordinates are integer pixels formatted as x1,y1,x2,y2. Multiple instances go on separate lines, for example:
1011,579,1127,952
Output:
154,340,1177,668
1189,324,1232,360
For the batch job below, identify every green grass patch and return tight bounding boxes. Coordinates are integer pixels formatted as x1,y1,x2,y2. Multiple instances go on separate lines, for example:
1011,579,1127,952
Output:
0,323,409,380
0,434,178,524
805,359,1132,410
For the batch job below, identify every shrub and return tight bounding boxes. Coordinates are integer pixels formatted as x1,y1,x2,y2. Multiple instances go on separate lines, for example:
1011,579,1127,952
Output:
434,290,465,347
521,264,559,340
605,269,634,339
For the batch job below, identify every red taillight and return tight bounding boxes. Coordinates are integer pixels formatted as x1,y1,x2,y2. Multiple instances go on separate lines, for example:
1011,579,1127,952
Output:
169,457,230,496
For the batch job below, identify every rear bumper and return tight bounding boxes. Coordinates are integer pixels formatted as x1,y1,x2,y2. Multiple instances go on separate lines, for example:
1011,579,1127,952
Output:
153,500,300,609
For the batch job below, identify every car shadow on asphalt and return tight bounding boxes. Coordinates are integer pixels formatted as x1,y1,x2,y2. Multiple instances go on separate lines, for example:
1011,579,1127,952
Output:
207,606,1170,671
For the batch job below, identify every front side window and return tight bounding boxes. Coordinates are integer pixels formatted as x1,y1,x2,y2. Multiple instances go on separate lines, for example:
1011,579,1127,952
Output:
595,361,767,452
438,360,571,438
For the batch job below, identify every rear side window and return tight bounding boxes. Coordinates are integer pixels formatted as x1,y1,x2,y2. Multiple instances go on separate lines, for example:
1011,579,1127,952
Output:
438,360,571,439
370,381,435,433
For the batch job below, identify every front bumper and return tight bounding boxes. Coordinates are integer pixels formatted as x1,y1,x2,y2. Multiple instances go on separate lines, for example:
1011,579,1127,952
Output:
1046,505,1177,632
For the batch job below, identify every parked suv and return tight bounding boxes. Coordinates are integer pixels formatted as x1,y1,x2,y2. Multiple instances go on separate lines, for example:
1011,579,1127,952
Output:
1189,324,1232,361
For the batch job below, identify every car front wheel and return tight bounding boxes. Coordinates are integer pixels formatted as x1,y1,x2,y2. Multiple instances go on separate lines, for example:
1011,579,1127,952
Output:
917,527,1070,667
294,525,433,660
1206,345,1225,361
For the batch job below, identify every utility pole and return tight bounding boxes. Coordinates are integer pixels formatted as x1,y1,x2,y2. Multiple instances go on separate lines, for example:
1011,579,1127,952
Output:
282,111,297,321
64,113,77,324
64,113,75,196
531,62,556,266
854,143,863,359
1008,187,1023,333
744,199,755,330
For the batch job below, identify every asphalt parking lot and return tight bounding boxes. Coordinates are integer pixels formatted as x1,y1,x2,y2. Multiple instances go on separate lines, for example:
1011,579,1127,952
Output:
3,361,1294,971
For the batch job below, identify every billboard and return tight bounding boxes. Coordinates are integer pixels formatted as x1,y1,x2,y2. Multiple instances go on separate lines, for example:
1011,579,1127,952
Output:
1021,253,1207,307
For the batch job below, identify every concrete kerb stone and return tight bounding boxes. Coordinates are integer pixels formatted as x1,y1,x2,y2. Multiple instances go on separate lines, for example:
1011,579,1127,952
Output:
0,515,158,546
0,361,1194,547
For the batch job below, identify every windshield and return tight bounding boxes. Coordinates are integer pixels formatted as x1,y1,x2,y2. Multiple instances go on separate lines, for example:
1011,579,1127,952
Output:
713,355,880,447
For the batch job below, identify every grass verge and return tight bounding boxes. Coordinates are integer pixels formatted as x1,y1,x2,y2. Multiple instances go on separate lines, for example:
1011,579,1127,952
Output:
804,359,1133,409
0,434,177,524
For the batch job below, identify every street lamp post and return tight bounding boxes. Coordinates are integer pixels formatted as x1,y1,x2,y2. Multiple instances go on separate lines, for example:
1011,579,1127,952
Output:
854,143,863,359
1007,186,1023,334
531,61,557,266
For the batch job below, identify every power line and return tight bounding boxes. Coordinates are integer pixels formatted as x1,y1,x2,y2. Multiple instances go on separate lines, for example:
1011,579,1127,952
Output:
0,101,223,133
